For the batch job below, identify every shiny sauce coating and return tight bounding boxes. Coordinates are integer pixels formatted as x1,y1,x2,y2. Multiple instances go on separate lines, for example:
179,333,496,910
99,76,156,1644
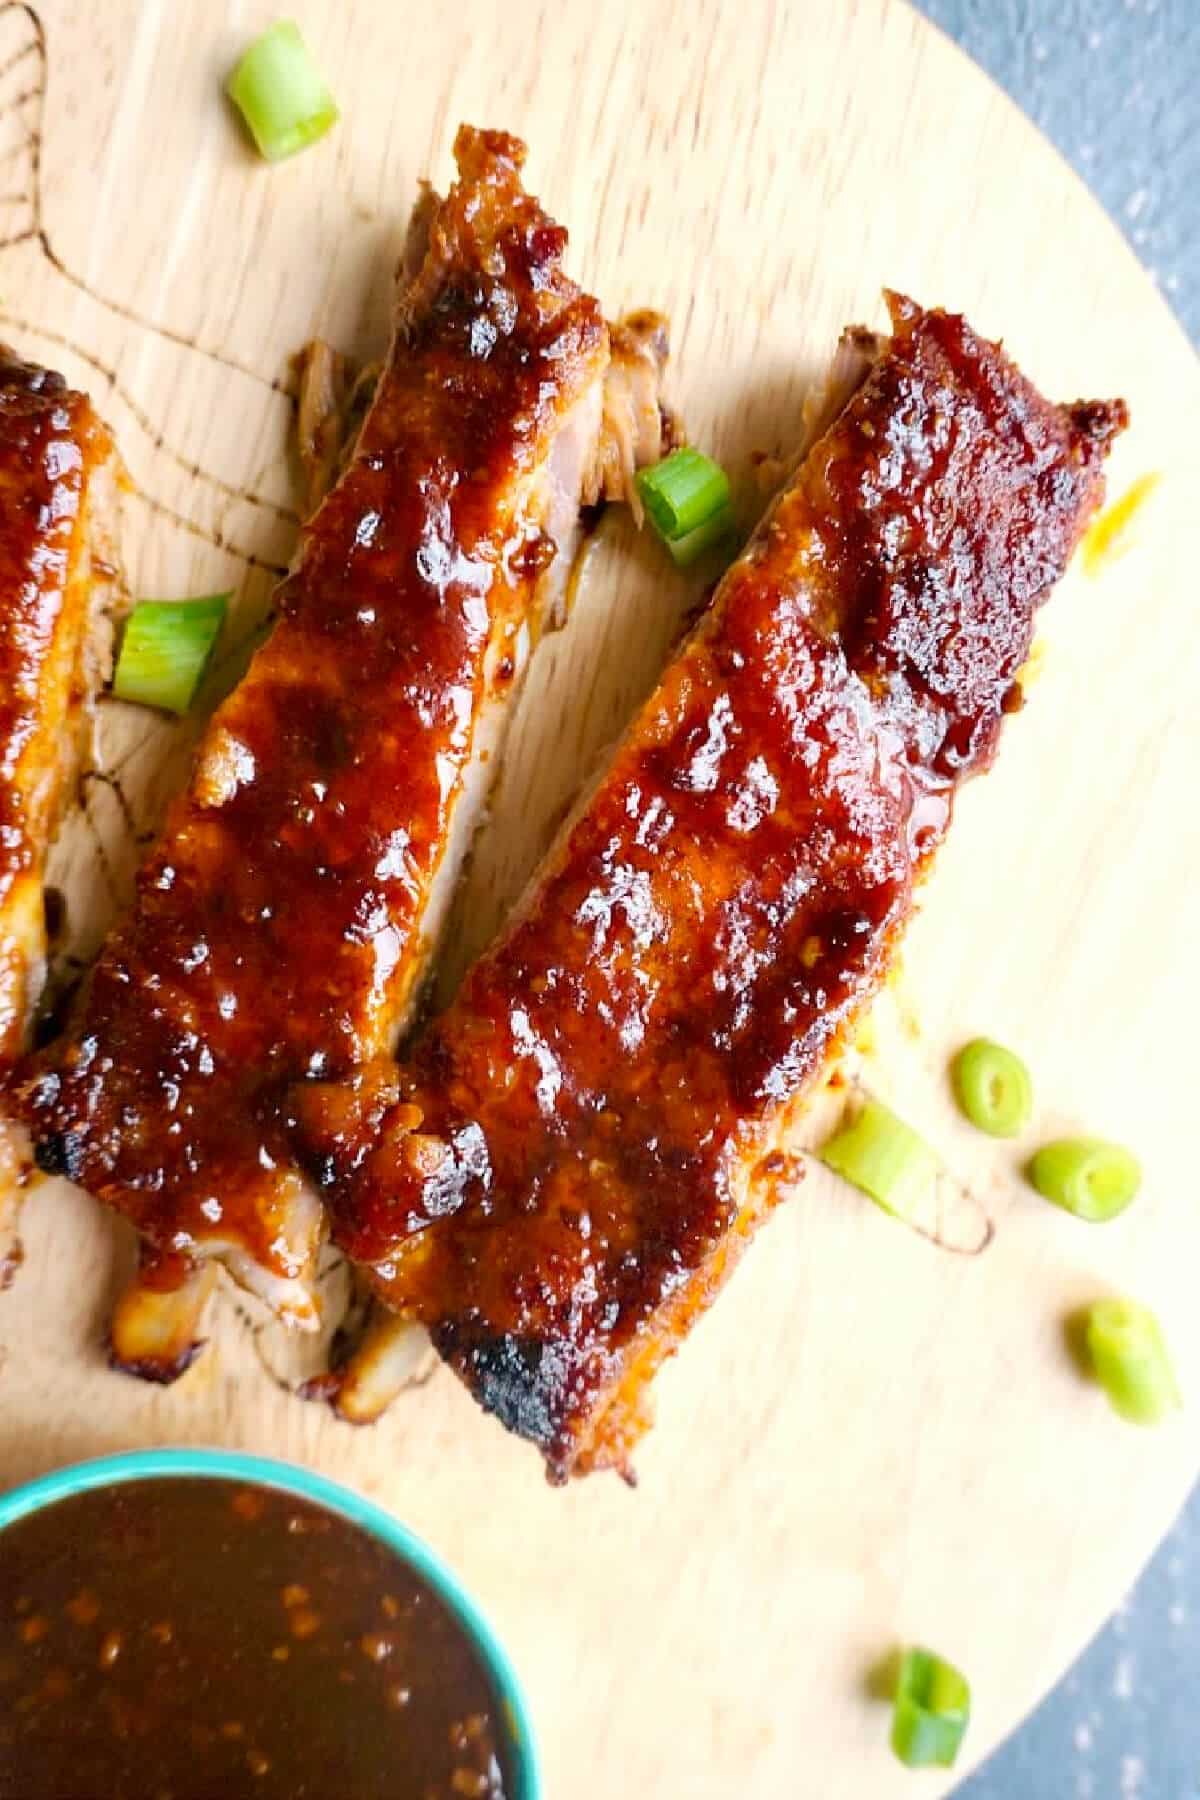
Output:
0,348,109,1062
294,296,1126,1480
10,126,606,1283
0,1478,513,1800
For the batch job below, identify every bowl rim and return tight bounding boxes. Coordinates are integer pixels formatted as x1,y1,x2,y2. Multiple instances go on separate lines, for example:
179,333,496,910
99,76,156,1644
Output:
0,1446,541,1800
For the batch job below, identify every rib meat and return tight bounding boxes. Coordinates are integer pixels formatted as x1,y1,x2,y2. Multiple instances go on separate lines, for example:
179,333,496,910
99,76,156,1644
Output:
0,349,120,1280
8,126,668,1373
291,295,1126,1480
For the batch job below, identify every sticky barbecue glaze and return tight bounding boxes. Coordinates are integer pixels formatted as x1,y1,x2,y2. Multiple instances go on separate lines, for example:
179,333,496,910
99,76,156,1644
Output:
0,1478,513,1800
8,128,607,1295
0,348,111,1063
293,296,1126,1481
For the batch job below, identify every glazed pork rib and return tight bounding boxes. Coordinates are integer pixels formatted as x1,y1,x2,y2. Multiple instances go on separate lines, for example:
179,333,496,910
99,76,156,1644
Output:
0,349,120,1278
10,126,668,1375
292,295,1126,1480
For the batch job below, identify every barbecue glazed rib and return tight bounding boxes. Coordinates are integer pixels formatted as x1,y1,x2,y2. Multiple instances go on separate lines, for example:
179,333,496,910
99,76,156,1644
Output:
0,349,120,1279
9,126,669,1374
292,295,1126,1480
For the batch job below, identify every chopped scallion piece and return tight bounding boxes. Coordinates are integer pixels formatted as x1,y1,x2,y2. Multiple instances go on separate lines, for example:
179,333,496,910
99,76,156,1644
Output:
1084,1298,1181,1425
636,447,731,544
226,21,339,163
113,595,229,716
891,1646,971,1769
818,1096,938,1221
951,1038,1033,1138
664,499,735,566
1027,1137,1140,1221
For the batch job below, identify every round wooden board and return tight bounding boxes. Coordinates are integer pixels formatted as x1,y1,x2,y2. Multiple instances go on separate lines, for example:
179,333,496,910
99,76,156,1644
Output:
1,1,1197,1792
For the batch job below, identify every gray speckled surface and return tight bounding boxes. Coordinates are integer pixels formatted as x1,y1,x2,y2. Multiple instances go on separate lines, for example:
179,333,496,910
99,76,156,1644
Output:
958,1525,1200,1798
918,0,1198,341
912,5,1199,1794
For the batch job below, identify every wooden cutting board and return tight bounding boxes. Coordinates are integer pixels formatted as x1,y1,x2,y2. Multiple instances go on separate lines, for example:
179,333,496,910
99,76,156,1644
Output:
1,1,1197,1793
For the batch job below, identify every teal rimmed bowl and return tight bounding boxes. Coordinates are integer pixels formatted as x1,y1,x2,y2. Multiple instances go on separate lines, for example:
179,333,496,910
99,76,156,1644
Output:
0,1447,541,1799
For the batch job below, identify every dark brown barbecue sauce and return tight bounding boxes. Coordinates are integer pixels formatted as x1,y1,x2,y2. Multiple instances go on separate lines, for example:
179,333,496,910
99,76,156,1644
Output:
0,1478,514,1800
293,297,1127,1480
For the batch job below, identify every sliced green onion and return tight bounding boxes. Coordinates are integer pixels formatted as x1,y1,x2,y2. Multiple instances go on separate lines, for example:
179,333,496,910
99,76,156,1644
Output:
1027,1137,1141,1221
890,1646,971,1769
636,447,731,541
663,499,735,566
1084,1298,1181,1425
113,595,229,716
951,1038,1033,1138
819,1096,938,1221
226,21,339,163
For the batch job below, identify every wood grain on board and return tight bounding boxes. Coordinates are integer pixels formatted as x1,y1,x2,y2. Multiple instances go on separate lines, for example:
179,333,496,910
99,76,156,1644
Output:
0,2,1197,1794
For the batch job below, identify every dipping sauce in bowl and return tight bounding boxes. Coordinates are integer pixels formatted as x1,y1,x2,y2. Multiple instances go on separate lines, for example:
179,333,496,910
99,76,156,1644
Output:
0,1452,536,1800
